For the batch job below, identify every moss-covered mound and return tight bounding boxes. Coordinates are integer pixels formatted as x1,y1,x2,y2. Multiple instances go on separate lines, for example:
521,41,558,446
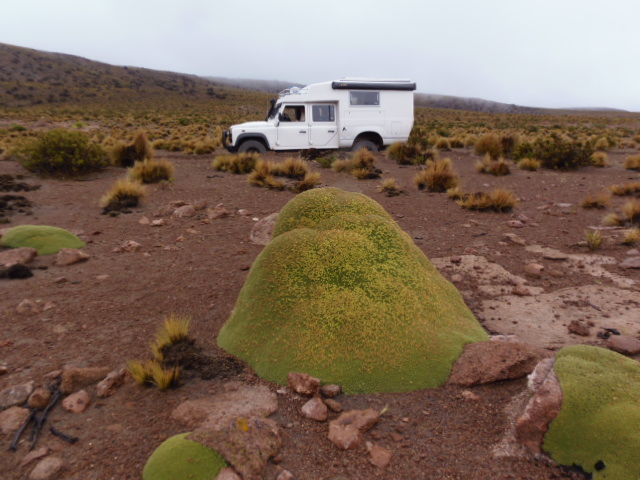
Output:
142,433,227,480
0,225,85,255
217,188,487,393
544,345,640,479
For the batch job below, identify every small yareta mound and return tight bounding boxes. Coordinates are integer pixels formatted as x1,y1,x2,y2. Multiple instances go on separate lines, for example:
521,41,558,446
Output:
544,345,640,479
0,225,85,255
142,433,227,480
217,188,487,393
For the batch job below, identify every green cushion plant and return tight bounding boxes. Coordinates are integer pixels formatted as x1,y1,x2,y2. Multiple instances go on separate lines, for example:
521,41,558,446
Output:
544,345,640,479
0,225,85,255
218,188,487,393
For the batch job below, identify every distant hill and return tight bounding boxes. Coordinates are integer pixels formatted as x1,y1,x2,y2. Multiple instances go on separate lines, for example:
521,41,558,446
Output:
204,77,296,94
414,93,544,114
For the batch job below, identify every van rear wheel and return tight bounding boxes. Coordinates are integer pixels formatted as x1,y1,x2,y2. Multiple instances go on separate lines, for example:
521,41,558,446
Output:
238,140,267,154
351,140,378,152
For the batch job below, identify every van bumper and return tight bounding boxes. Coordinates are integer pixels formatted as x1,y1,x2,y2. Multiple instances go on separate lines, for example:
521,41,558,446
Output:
222,130,236,153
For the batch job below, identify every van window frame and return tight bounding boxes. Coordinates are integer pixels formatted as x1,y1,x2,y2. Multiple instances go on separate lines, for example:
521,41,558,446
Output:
349,91,380,107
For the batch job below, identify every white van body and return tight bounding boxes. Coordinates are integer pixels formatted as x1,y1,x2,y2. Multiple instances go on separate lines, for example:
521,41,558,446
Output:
222,79,416,153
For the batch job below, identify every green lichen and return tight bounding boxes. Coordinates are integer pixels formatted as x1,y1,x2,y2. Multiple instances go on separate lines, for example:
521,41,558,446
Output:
544,345,640,479
0,225,85,255
142,433,227,480
217,188,487,393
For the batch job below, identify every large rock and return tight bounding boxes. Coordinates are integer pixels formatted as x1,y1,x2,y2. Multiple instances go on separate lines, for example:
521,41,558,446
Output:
218,188,487,393
0,247,37,267
301,396,328,421
0,225,85,255
607,335,640,356
55,248,90,266
448,340,552,386
62,390,91,413
60,367,110,394
288,372,320,396
0,406,30,434
328,408,380,450
29,456,65,480
0,380,35,409
250,213,278,245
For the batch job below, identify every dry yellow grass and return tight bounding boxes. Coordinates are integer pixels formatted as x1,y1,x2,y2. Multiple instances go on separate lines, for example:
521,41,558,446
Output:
580,192,611,209
413,158,460,192
99,178,146,209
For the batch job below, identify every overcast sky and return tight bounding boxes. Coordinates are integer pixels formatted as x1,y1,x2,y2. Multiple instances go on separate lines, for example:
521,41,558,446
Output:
3,0,640,111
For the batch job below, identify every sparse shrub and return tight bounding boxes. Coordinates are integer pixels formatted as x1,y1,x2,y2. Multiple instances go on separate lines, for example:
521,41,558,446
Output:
585,230,603,250
590,151,610,168
622,228,640,245
581,192,611,209
610,182,640,196
413,147,439,165
248,160,285,190
12,129,108,177
476,155,510,175
602,212,623,226
457,188,518,212
148,362,180,391
100,178,146,211
128,158,175,184
378,178,402,196
593,137,611,151
110,131,153,167
413,158,460,192
151,314,191,361
446,186,465,200
449,137,465,148
127,359,155,385
387,141,419,165
474,133,503,159
514,134,594,170
622,199,640,224
517,157,542,171
316,153,338,168
212,153,259,174
332,149,380,179
624,154,640,171
500,134,519,158
434,137,451,150
270,157,309,180
293,172,322,193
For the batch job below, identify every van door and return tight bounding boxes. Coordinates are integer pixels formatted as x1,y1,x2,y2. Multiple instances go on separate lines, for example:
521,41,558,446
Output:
276,104,310,149
309,104,339,148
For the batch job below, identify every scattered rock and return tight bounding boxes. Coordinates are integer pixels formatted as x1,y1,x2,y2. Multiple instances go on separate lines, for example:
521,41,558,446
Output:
0,247,37,267
288,372,321,396
542,250,568,261
28,387,53,409
173,205,197,218
55,248,90,266
138,216,151,225
324,398,343,413
276,469,294,480
250,213,278,245
515,361,563,455
150,219,166,227
0,365,8,375
511,284,532,296
507,220,525,229
320,384,342,398
567,320,590,337
96,368,127,397
448,340,552,386
115,240,142,253
301,396,328,421
0,380,35,409
28,456,65,480
20,447,51,467
208,203,231,220
60,367,110,394
16,299,39,315
158,200,188,216
237,209,251,216
62,390,91,413
217,467,243,480
523,263,544,278
461,390,480,401
366,441,392,469
620,257,640,269
193,200,208,211
607,335,640,356
503,233,526,246
328,409,381,450
0,406,30,434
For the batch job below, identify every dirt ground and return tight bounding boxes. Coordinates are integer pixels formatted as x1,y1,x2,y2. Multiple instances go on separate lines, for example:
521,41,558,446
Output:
1,146,639,480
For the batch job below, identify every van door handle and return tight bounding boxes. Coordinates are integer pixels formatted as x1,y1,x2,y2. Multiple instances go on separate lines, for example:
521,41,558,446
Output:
299,130,307,134
328,130,335,133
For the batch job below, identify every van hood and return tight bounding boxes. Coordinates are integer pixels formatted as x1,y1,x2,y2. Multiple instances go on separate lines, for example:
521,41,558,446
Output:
231,121,268,130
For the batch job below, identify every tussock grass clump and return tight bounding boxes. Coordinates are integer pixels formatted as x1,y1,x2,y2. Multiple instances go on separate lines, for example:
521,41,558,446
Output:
517,157,542,171
476,155,510,175
602,212,623,227
111,131,153,167
270,157,309,180
585,230,603,250
590,151,610,168
212,153,260,174
128,158,175,184
12,129,108,177
434,137,451,150
474,133,503,159
514,134,594,170
292,172,322,193
248,161,285,190
624,154,640,171
622,199,640,224
378,178,403,196
622,228,640,245
387,141,420,165
127,359,155,385
413,158,460,192
446,186,466,200
248,159,320,192
100,178,146,211
610,182,640,196
151,314,192,361
593,137,612,151
332,149,380,179
457,188,518,212
581,192,611,209
148,362,180,391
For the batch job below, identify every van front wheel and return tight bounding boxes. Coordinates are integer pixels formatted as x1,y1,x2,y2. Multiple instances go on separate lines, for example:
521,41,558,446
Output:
238,140,267,154
351,140,378,152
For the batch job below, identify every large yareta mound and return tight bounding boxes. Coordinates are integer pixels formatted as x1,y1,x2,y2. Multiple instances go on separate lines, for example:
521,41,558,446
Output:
0,225,85,255
543,345,640,480
217,188,487,393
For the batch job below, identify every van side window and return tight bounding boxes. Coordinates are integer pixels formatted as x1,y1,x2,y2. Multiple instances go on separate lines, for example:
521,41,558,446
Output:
350,91,379,106
281,105,306,122
312,105,335,122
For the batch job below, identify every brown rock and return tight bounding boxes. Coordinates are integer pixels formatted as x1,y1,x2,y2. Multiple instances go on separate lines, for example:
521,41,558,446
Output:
151,219,166,227
511,284,532,296
524,263,544,278
0,365,8,376
621,256,640,269
461,390,480,401
55,248,90,266
0,380,35,409
320,384,342,398
288,372,321,396
328,409,381,450
0,247,38,267
96,368,127,397
250,213,278,245
216,467,242,480
208,203,231,220
138,216,151,225
237,209,251,216
173,205,197,218
119,240,142,253
28,456,64,480
607,335,640,356
507,220,525,229
20,447,51,467
16,299,40,315
448,340,552,386
28,387,53,409
567,320,590,337
60,367,110,394
301,396,328,421
276,469,294,480
515,363,563,454
193,199,208,211
503,233,526,246
62,390,91,413
366,441,392,469
324,398,343,413
0,406,30,434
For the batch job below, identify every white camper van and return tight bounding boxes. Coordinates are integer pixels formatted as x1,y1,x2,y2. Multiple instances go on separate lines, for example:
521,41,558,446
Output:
222,79,416,153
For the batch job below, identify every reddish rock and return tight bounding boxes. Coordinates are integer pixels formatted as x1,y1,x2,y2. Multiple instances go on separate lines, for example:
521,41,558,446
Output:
448,340,552,386
288,372,321,396
0,406,30,434
320,384,342,398
96,368,127,398
461,390,480,401
28,387,53,409
504,233,527,246
328,409,381,450
62,390,91,413
515,361,563,454
524,263,544,278
16,299,40,315
28,456,64,480
250,213,278,245
276,469,294,480
208,203,231,220
366,441,392,469
217,468,242,480
118,240,142,253
0,380,35,409
0,247,37,267
607,335,640,356
173,205,197,218
511,284,532,296
20,447,51,467
621,257,640,269
568,320,590,337
55,248,90,266
324,398,343,413
60,367,110,394
507,220,525,229
301,396,328,421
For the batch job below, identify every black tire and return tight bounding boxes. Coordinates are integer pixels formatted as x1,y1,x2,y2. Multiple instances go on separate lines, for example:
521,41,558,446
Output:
351,140,378,152
238,140,267,154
